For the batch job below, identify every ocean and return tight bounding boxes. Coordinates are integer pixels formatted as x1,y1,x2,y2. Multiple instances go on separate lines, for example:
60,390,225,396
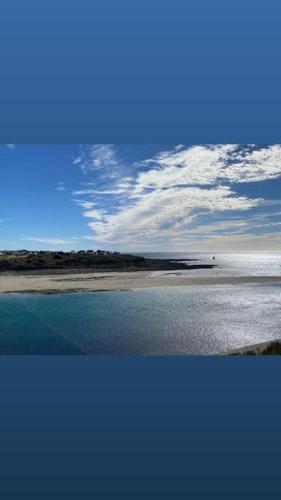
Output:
139,251,281,277
0,252,281,355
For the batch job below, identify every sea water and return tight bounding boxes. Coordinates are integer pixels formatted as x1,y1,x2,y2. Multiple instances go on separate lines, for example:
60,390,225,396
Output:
141,251,281,277
0,281,281,354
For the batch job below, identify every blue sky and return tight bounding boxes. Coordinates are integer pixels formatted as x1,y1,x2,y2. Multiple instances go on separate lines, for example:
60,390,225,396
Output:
1,144,281,252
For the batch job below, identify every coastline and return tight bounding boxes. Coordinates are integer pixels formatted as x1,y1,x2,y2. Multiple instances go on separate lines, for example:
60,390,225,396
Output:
1,270,281,294
222,339,281,355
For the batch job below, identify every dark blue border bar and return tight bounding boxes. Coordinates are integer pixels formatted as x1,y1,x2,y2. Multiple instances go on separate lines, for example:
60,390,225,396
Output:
1,0,281,143
0,356,280,498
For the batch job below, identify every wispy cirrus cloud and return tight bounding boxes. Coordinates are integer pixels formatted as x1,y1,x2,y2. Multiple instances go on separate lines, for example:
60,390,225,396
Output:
57,181,67,192
86,186,261,244
22,237,78,245
73,144,118,173
72,144,281,250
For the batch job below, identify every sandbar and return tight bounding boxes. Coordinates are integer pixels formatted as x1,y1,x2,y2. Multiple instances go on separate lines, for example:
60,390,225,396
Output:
1,271,281,294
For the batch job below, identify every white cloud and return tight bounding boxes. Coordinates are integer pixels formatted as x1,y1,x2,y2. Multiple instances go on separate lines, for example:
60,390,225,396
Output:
187,219,250,235
73,188,127,196
23,237,78,245
133,145,236,193
72,144,281,249
83,209,104,220
132,144,281,193
57,182,67,192
222,145,281,183
73,200,96,210
73,145,118,173
88,185,261,243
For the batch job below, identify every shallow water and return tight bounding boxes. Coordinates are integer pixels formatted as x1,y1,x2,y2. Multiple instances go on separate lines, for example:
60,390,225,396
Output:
1,283,281,355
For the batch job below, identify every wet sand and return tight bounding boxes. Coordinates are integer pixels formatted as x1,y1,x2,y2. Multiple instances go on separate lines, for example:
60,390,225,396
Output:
1,271,281,294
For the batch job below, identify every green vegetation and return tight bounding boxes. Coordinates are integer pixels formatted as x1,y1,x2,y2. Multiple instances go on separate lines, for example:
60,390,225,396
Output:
0,250,215,273
0,251,145,272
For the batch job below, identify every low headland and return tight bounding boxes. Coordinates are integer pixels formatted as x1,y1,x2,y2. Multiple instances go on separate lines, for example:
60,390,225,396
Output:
0,249,213,273
224,339,281,355
0,249,281,295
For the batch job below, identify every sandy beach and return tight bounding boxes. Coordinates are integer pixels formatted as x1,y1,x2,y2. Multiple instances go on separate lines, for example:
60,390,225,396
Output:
1,271,281,294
